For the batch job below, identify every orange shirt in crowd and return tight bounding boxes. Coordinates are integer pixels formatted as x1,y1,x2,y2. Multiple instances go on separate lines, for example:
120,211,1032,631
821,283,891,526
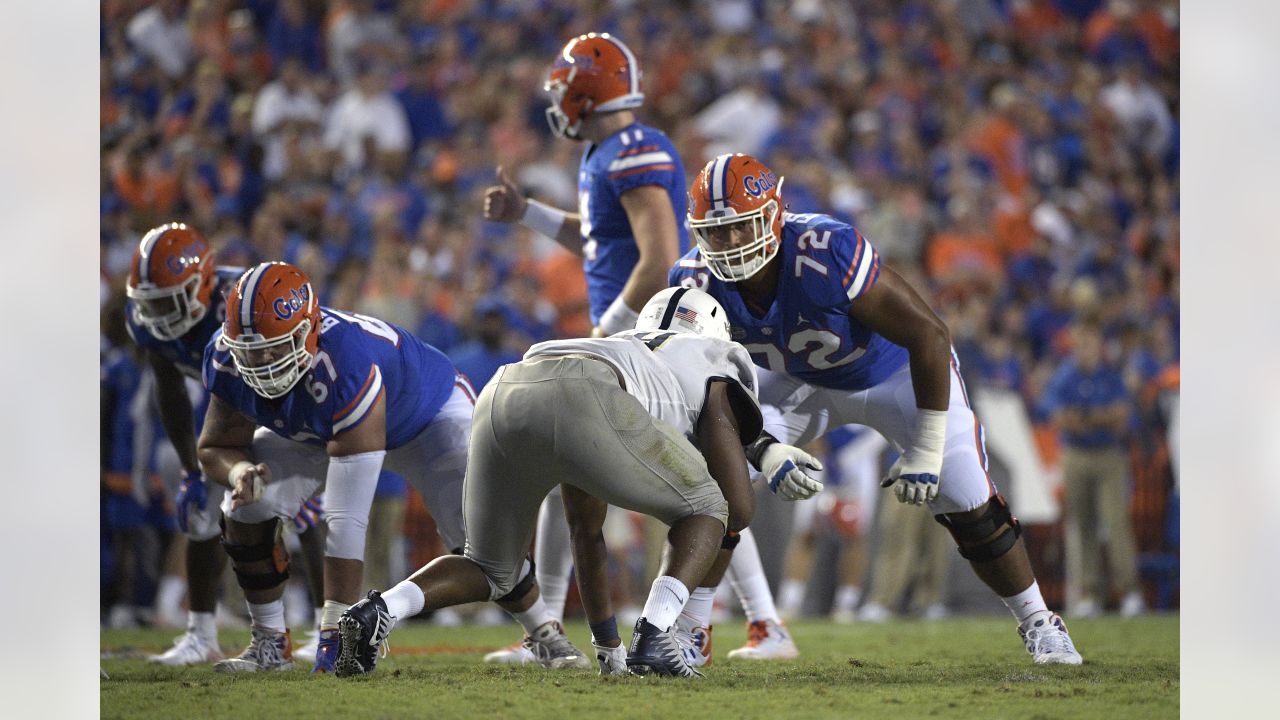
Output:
538,252,592,339
926,229,1004,286
969,114,1028,197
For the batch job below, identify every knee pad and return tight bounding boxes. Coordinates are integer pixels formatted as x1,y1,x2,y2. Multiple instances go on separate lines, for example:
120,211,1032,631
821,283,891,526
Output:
721,529,741,550
934,494,1022,563
496,558,537,604
221,521,290,591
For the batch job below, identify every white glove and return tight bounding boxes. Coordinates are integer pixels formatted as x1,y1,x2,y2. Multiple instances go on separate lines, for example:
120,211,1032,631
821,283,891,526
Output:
229,461,272,509
761,443,824,501
881,409,946,506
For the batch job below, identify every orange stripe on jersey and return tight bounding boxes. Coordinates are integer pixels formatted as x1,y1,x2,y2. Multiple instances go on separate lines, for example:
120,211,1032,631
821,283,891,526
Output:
842,231,866,287
607,163,675,179
454,373,476,404
333,365,377,421
619,144,660,157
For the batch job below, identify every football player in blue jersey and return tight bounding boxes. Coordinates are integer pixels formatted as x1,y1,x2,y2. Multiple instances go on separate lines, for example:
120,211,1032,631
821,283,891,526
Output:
481,32,795,663
197,262,585,673
670,154,1083,665
125,223,325,666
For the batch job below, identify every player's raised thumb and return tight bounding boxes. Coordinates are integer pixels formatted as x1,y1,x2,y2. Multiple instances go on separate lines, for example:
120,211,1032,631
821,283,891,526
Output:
495,165,515,187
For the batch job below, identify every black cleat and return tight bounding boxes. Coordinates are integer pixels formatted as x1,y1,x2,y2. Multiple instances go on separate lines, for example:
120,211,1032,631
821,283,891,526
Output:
626,617,703,678
335,590,393,678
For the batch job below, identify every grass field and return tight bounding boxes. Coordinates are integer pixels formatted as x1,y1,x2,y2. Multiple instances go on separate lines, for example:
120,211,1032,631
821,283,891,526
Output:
101,614,1178,719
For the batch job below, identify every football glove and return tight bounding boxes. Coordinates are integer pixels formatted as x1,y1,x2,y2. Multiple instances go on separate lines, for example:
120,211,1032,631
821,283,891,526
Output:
175,469,207,533
762,443,824,501
881,409,947,506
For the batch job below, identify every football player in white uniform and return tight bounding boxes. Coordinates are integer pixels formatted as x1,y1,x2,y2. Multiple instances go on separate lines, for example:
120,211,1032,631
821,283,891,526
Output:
335,289,776,678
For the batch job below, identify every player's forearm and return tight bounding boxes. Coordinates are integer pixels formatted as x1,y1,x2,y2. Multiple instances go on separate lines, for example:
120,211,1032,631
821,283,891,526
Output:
156,381,199,473
618,256,673,314
905,322,952,412
555,215,583,254
197,444,254,489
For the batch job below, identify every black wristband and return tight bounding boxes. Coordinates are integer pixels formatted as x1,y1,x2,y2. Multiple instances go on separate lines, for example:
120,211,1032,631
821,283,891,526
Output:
744,431,779,472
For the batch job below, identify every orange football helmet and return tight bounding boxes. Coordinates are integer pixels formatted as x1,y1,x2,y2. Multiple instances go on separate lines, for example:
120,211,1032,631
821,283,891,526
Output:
688,153,785,281
221,262,320,399
544,32,644,139
126,222,218,340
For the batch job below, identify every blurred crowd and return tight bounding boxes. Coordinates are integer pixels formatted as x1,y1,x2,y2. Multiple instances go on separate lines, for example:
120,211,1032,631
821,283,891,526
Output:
101,0,1179,626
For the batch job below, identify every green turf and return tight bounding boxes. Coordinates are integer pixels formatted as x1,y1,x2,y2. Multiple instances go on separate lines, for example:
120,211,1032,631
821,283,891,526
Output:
101,615,1178,719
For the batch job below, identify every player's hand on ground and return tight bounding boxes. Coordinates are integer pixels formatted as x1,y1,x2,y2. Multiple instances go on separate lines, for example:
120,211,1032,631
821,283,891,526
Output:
175,470,207,533
483,165,527,223
881,454,939,506
230,463,272,509
762,443,824,500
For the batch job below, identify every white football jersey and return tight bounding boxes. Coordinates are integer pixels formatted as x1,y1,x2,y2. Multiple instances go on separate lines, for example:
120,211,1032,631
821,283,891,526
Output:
524,330,761,442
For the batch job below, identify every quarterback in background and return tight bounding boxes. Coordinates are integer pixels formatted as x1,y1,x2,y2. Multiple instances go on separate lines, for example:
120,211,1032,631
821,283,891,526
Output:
482,31,795,664
671,154,1082,665
337,288,764,679
198,262,580,673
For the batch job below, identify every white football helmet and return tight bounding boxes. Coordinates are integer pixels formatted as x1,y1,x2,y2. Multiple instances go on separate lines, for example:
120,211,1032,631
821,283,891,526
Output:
635,287,732,342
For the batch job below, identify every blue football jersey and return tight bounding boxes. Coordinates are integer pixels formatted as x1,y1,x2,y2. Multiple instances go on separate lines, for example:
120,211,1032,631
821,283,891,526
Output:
669,213,908,392
202,307,459,449
126,267,243,380
578,121,689,322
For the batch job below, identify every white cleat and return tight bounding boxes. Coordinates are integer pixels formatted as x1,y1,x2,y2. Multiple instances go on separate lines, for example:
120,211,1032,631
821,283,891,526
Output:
726,619,798,661
148,630,225,666
483,639,537,665
293,628,320,665
856,602,894,623
674,618,713,668
1019,613,1083,665
1119,592,1146,618
212,626,294,673
484,621,591,669
593,642,629,676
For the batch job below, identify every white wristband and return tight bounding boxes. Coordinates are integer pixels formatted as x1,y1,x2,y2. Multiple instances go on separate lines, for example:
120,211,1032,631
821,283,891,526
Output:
520,199,567,239
228,460,255,486
597,294,640,336
906,409,948,469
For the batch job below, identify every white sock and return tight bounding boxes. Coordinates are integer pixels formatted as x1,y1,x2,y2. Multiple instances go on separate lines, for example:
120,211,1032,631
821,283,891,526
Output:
189,611,217,643
726,528,780,623
247,600,286,633
679,587,717,627
156,575,186,612
779,579,805,615
535,489,574,623
382,580,426,622
512,595,555,636
320,599,349,631
834,585,862,613
1002,580,1051,626
642,576,689,630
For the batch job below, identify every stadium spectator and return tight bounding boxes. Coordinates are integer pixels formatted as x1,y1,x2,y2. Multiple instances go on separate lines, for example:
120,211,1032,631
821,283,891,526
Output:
1042,320,1145,617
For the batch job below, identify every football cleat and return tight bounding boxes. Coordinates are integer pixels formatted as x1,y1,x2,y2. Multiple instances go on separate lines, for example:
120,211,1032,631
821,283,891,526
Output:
726,619,799,660
147,630,225,666
212,626,293,673
593,642,630,676
335,591,393,678
1019,613,1083,665
674,617,713,668
483,638,536,665
310,629,339,673
626,617,702,678
528,621,593,669
292,627,320,665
